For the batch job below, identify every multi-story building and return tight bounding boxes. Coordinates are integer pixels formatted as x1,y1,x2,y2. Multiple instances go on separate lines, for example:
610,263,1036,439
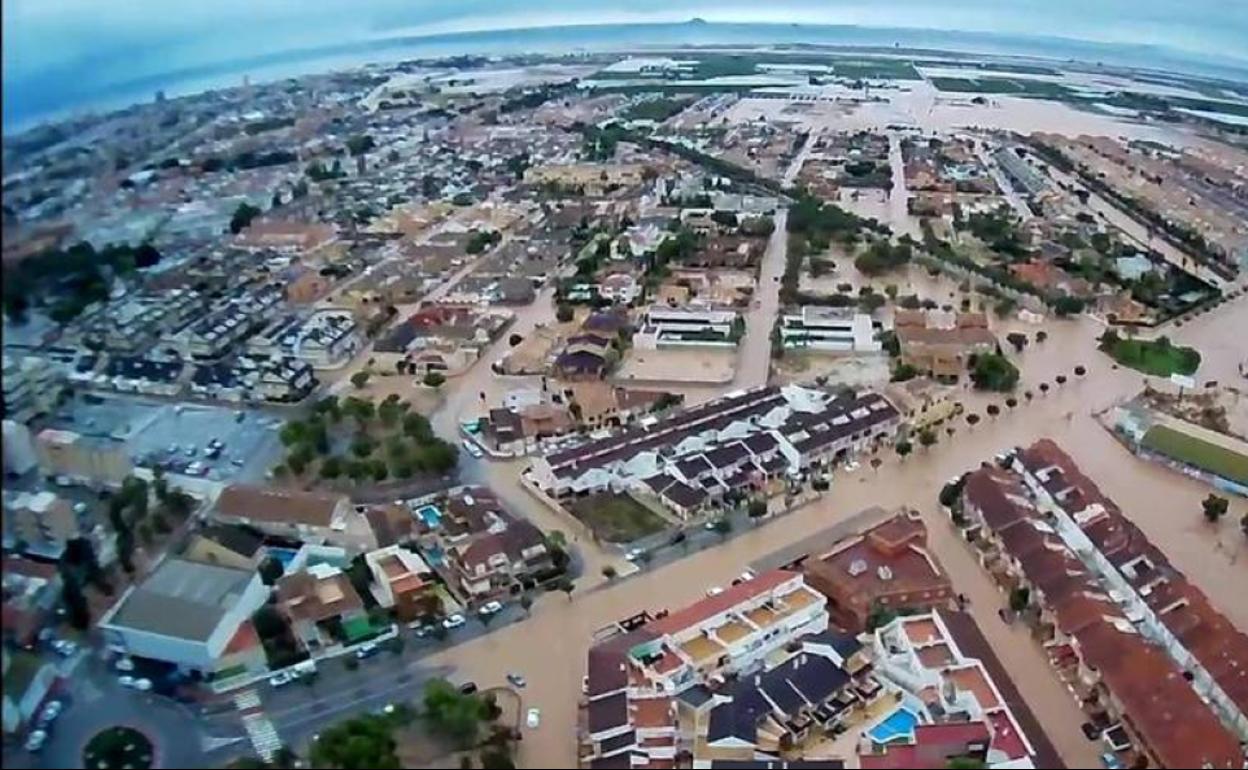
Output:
276,562,369,653
529,385,900,515
211,485,376,553
860,610,1059,768
2,491,86,555
365,544,439,622
249,310,361,369
803,511,954,631
779,307,880,353
425,487,552,600
582,570,863,767
959,440,1247,768
34,428,134,486
894,310,997,381
2,355,66,423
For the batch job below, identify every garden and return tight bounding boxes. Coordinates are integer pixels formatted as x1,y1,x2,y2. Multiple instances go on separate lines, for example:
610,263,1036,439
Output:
1098,331,1200,377
569,493,669,543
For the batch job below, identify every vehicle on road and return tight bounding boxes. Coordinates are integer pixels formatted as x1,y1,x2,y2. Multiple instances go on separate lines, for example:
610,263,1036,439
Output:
51,639,78,657
113,656,135,672
526,708,541,728
624,548,644,562
706,586,724,597
269,672,294,687
443,613,466,629
507,673,526,688
462,440,484,459
843,460,860,472
479,600,503,615
354,642,379,659
119,676,152,691
24,729,47,752
459,681,478,695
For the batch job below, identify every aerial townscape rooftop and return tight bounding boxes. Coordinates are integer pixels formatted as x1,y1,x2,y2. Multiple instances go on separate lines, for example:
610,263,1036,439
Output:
2,6,1247,770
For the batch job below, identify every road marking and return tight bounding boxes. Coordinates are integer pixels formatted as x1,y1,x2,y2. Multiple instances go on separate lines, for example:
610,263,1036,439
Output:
232,689,261,710
242,712,282,761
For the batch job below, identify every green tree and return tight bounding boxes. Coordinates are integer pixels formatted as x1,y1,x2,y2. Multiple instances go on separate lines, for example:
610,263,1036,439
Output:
986,404,1001,419
309,714,399,769
712,518,732,537
320,456,344,480
970,353,1020,392
1009,587,1031,612
116,528,136,574
1005,332,1028,353
259,556,285,586
480,748,516,770
423,679,487,747
1202,494,1229,523
918,428,937,450
351,371,371,389
896,440,913,460
555,304,574,323
602,565,617,580
230,202,262,234
747,500,768,519
62,578,90,629
424,372,446,388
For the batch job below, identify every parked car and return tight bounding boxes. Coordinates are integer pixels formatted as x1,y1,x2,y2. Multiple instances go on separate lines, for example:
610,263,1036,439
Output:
443,614,466,629
479,600,503,615
37,701,63,726
507,673,526,688
113,657,135,672
462,440,484,459
134,678,153,691
526,708,541,729
24,729,47,752
706,586,724,597
269,672,294,687
624,548,644,561
51,639,78,657
354,643,379,659
458,681,478,695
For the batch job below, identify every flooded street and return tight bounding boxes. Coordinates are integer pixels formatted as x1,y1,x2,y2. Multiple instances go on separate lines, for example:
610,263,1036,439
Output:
417,294,1247,768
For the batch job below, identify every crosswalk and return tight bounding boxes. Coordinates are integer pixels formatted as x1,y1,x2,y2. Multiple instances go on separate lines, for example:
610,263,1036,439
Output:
233,688,281,762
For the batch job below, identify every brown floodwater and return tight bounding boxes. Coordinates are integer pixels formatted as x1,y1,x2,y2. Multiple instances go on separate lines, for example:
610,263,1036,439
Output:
414,296,1247,768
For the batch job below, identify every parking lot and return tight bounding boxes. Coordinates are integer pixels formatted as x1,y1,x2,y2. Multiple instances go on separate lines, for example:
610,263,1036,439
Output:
49,394,285,484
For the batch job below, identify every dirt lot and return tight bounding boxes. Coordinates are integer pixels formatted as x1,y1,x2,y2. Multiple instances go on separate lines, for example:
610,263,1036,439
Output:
772,351,892,388
615,347,738,385
569,493,670,543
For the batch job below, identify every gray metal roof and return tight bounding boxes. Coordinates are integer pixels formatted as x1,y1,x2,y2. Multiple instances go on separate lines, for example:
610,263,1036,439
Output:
105,557,253,642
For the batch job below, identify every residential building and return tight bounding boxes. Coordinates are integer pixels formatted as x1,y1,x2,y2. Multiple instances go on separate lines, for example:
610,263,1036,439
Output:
212,485,376,552
276,562,368,653
249,310,361,369
365,545,438,622
554,333,613,381
530,386,900,515
34,428,133,486
598,273,641,305
959,440,1247,768
181,524,267,571
893,310,997,381
779,308,880,353
582,570,853,767
233,219,338,255
883,378,960,432
2,420,38,477
803,511,954,631
1,355,66,423
2,491,87,555
427,487,552,599
860,609,1060,768
523,163,646,195
2,557,61,650
189,355,317,403
99,557,268,675
635,305,742,349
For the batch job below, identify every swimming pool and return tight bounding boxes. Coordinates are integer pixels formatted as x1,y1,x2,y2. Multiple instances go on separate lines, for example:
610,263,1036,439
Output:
868,708,919,745
268,547,299,567
415,505,442,529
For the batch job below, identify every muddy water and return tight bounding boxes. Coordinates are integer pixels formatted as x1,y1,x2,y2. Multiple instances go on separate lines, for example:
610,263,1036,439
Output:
414,297,1246,768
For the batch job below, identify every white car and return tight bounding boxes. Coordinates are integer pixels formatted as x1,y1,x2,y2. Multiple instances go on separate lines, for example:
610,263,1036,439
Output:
269,671,294,687
114,657,135,672
25,729,47,752
118,675,136,688
462,440,484,459
52,639,78,657
120,676,152,691
706,586,724,597
843,460,860,472
443,614,466,629
38,701,63,724
624,548,644,561
479,600,503,615
526,708,541,729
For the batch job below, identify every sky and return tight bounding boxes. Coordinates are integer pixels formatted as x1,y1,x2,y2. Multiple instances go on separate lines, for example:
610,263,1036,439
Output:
4,1,1247,127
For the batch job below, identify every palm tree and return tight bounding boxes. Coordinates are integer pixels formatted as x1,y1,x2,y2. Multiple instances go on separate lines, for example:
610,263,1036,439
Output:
966,413,980,429
1039,382,1051,395
1005,397,1018,410
945,426,956,439
1055,374,1067,386
870,457,883,473
986,404,1000,419
895,440,913,461
601,565,617,580
519,595,533,616
1074,365,1086,377
1024,390,1034,403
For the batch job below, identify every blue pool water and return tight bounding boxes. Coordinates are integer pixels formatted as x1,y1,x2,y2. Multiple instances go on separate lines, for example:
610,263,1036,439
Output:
416,505,442,529
269,547,299,567
424,544,445,566
869,708,919,744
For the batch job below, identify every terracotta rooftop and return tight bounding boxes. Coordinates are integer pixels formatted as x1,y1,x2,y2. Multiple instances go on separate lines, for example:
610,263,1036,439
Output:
644,569,798,638
215,485,345,528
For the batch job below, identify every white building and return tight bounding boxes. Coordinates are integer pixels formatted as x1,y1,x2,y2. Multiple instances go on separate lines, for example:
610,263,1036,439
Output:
635,305,741,349
249,309,361,369
98,557,267,675
779,307,880,352
2,420,38,476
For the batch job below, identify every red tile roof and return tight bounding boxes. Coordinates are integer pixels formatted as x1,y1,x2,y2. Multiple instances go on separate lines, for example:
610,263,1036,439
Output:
644,569,798,637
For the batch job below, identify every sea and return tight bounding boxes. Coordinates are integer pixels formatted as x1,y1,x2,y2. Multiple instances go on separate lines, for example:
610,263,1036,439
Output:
5,17,1248,134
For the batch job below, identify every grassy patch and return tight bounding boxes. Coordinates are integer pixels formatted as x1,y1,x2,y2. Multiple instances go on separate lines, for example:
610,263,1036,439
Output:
569,494,667,543
929,76,1075,99
1100,337,1200,377
620,97,693,122
1142,425,1248,485
830,58,921,80
84,727,154,769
